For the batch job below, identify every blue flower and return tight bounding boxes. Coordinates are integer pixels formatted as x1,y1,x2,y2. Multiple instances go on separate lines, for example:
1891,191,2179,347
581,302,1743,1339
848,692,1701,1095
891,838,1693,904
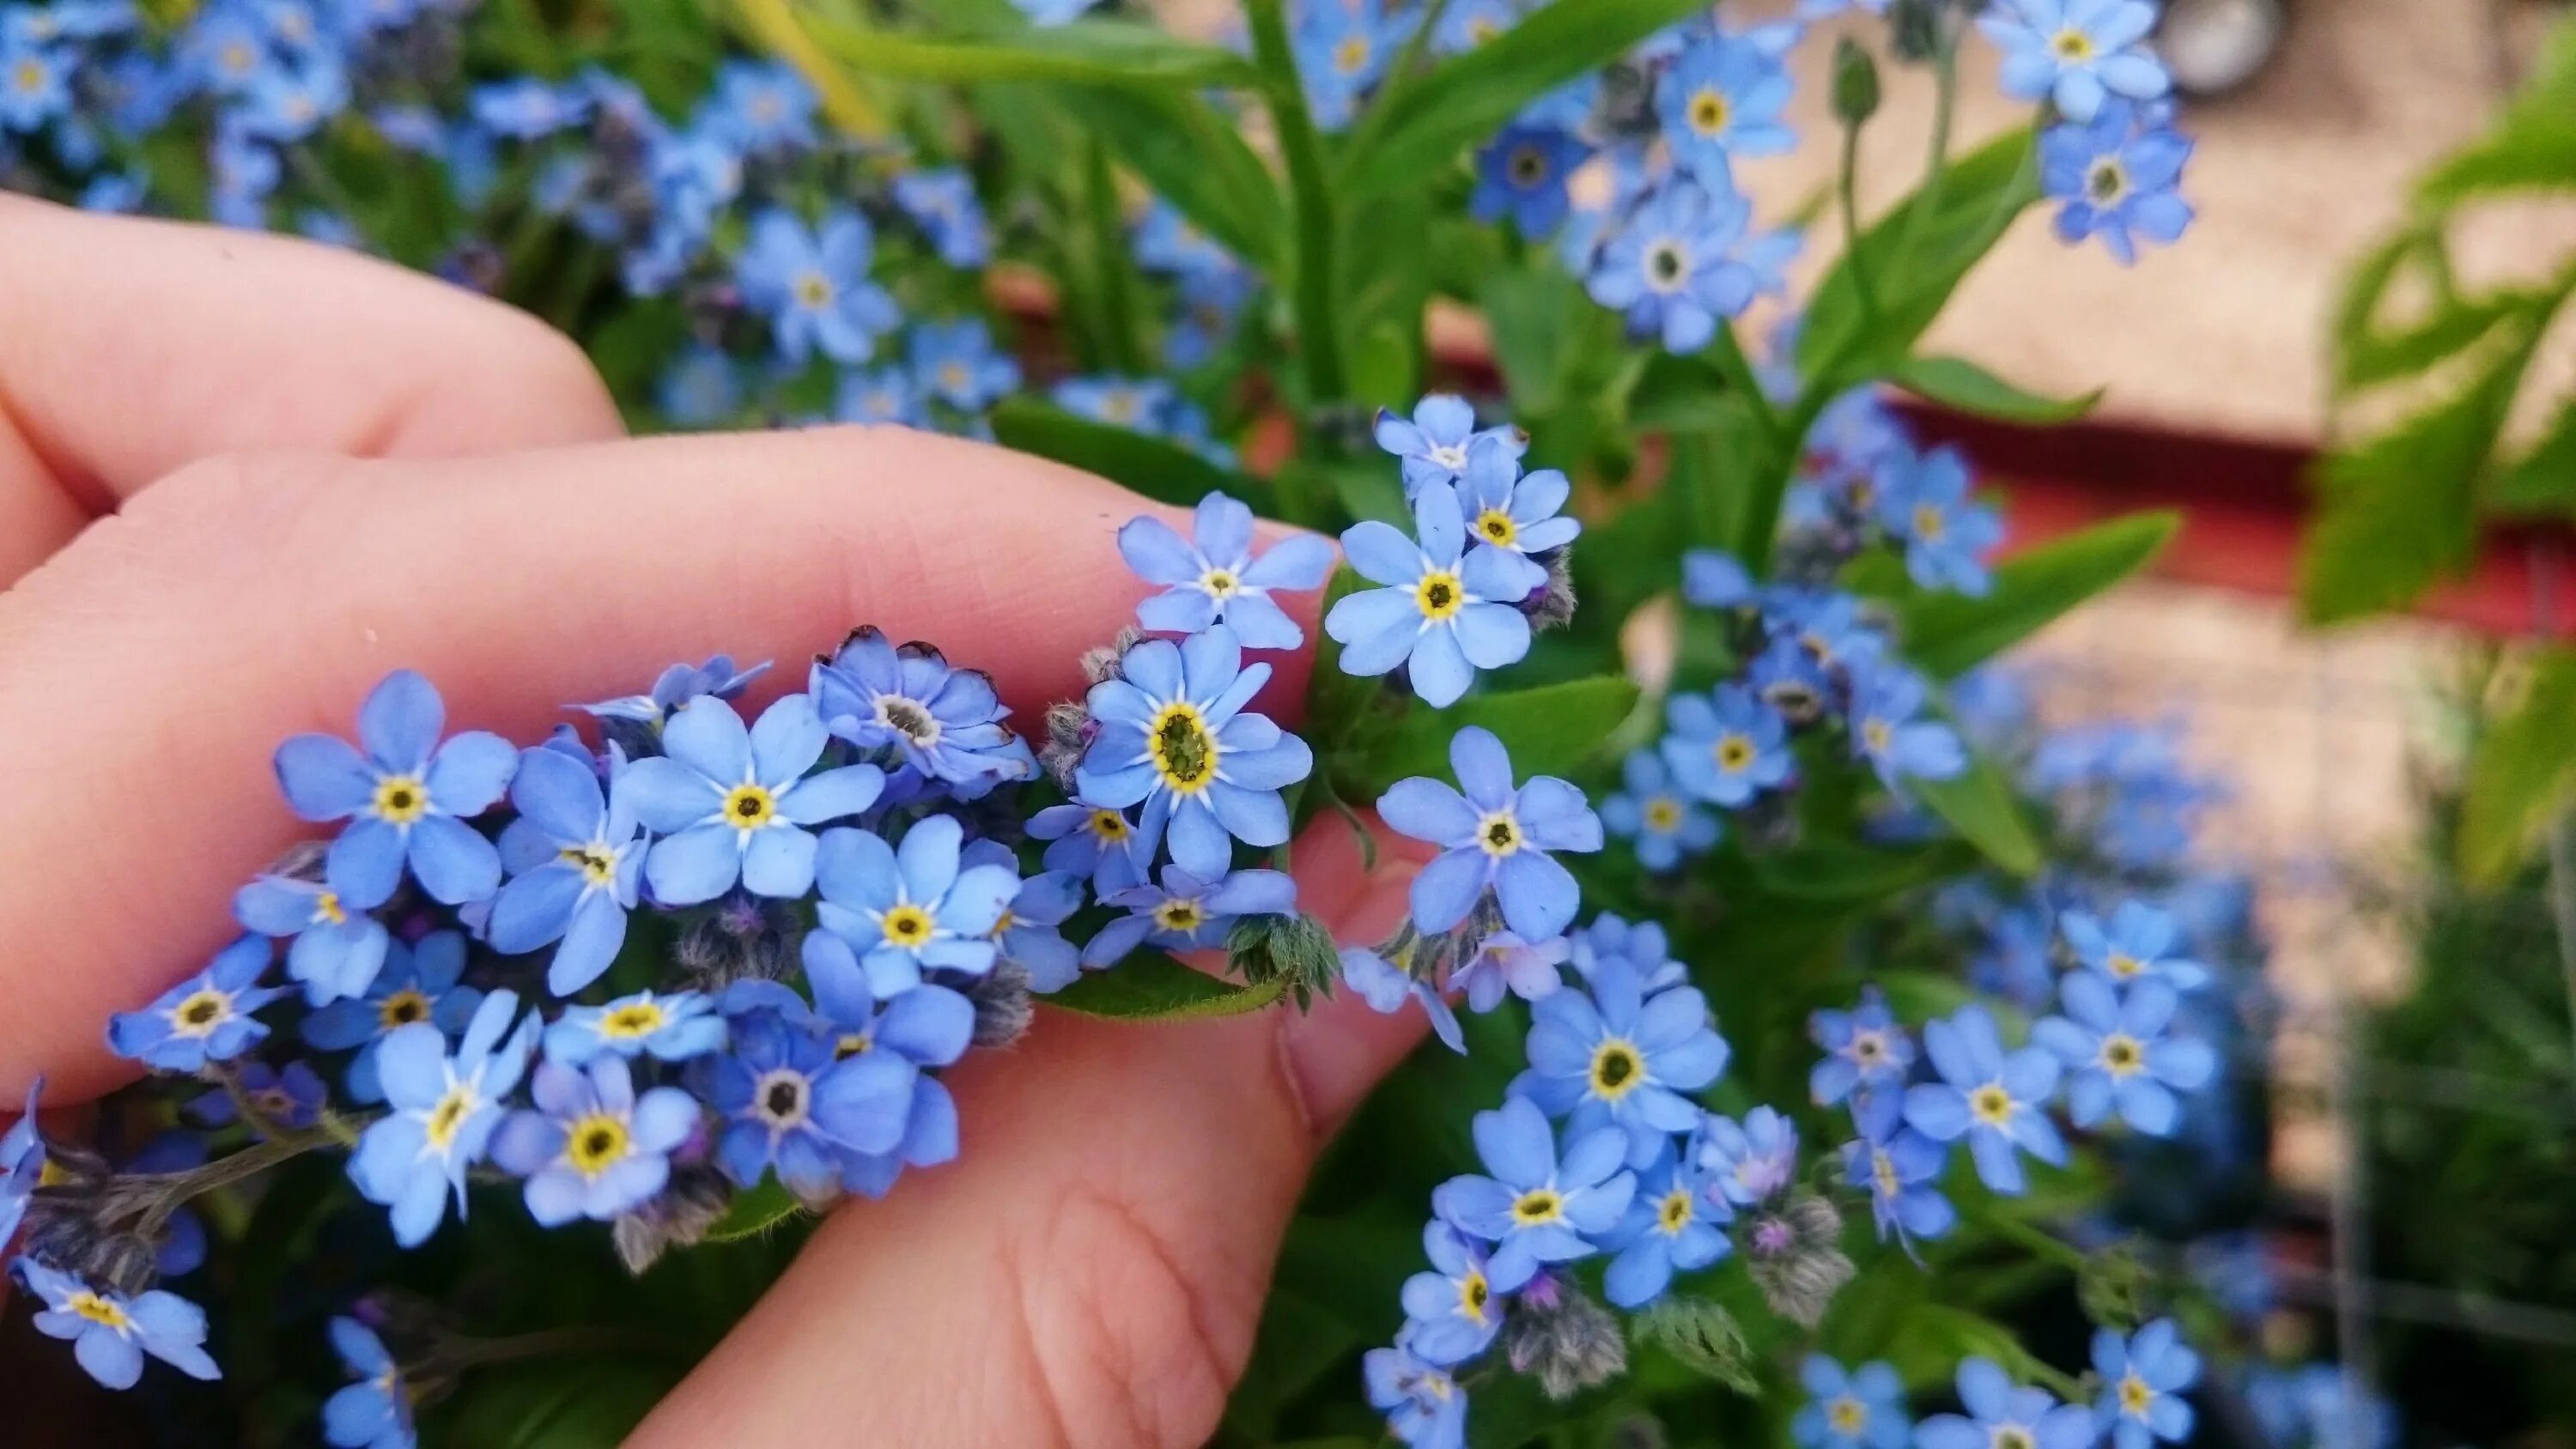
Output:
273,670,518,910
799,926,973,1193
1847,664,1968,791
1571,912,1685,991
544,988,725,1066
1165,264,1255,369
1875,446,2002,596
468,76,586,136
1916,1358,2096,1449
702,1002,914,1203
1660,682,1795,806
1,1079,46,1248
1373,393,1525,496
1434,0,1520,51
1121,493,1335,651
1293,0,1401,130
622,693,884,906
1774,589,1889,675
0,39,70,132
490,745,647,996
812,814,1018,993
301,930,482,1103
1972,903,2057,1008
2063,900,2208,988
1364,1342,1468,1449
187,1059,325,1135
811,627,1030,794
656,345,739,426
706,59,814,151
835,365,926,427
234,870,390,1007
1587,178,1757,351
1656,33,1795,188
2042,100,2193,264
1699,1105,1799,1207
1083,864,1298,967
1343,946,1465,1053
1010,0,1098,26
1808,985,1914,1125
1028,803,1151,894
1516,958,1725,1165
107,936,284,1072
580,655,769,732
1601,1149,1731,1309
978,854,1085,992
235,55,346,143
1073,625,1312,878
324,1316,415,1449
1472,124,1590,236
1682,548,1756,609
1842,1125,1953,1248
1327,485,1535,706
2092,1319,2198,1449
1381,726,1601,939
1398,1222,1504,1365
1979,0,2169,123
910,318,1019,412
2033,973,2216,1134
891,166,993,267
490,1056,701,1225
1132,200,1236,280
1431,1094,1634,1291
736,208,901,366
1793,1355,1910,1449
1903,1004,2065,1194
348,989,537,1246
17,1260,220,1389
1455,435,1579,573
1602,748,1719,872
1449,931,1570,1013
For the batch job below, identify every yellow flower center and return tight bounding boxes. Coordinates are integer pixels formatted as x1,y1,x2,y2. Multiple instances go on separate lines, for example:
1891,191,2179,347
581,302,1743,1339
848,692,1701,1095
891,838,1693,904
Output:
2052,27,2093,59
1971,1083,2015,1126
939,361,970,394
1149,703,1218,795
723,783,777,829
1589,1040,1644,1100
1101,391,1142,425
1415,569,1466,621
1716,734,1756,772
373,774,429,824
1154,899,1205,933
560,844,620,887
1829,1397,1868,1434
1510,1187,1564,1226
314,890,347,925
835,1030,874,1058
793,270,834,309
2118,1373,2154,1416
1872,1148,1900,1197
1643,797,1683,833
1657,1187,1694,1233
600,1001,665,1039
1458,1268,1492,1321
1200,568,1240,599
881,904,934,949
68,1292,130,1331
1994,1428,2036,1449
11,58,41,92
1334,35,1370,73
2107,952,2144,979
1090,809,1130,840
379,989,430,1031
219,40,253,76
38,1157,71,1189
1474,508,1518,547
1862,719,1893,755
566,1113,629,1176
1913,503,1947,542
171,988,232,1038
424,1084,477,1151
2100,1034,2145,1076
1687,88,1729,136
1476,811,1523,858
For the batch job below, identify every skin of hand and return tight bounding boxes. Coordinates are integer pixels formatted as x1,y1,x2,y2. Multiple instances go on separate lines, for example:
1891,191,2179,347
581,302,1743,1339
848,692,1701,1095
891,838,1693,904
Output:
0,196,1429,1446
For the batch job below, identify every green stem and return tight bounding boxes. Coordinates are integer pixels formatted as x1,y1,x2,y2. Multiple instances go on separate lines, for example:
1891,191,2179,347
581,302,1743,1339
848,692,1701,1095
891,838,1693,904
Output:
1838,116,1880,323
1894,20,1962,277
1243,0,1347,409
1080,135,1145,374
1975,1209,2091,1275
132,1125,349,1240
1705,323,1780,440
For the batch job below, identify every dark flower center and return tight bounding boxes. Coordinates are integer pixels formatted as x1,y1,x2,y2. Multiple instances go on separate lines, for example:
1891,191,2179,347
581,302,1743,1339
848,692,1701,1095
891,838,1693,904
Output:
877,694,941,746
1647,242,1688,287
1509,146,1547,185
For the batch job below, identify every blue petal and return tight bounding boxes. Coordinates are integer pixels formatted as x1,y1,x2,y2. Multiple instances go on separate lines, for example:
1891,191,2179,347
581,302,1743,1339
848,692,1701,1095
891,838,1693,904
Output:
408,815,502,905
275,734,374,821
357,670,444,773
646,824,744,906
426,731,518,815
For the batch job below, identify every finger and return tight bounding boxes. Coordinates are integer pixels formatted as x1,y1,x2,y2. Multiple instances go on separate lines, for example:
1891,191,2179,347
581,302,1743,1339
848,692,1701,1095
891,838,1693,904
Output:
628,815,1430,1449
0,196,624,585
0,427,1309,1100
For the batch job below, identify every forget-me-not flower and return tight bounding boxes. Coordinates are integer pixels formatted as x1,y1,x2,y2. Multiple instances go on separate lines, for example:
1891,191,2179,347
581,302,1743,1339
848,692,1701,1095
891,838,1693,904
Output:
1073,625,1312,878
1602,747,1720,872
1327,484,1535,707
1455,435,1578,579
812,814,1018,994
703,1001,914,1203
2092,1319,2200,1449
543,987,725,1067
1843,1125,1953,1249
301,930,481,1103
910,318,1019,412
811,627,1029,792
1700,1105,1799,1207
836,365,925,427
1601,1148,1731,1308
1083,864,1298,967
1656,32,1795,189
108,935,284,1072
1,1079,45,1248
1399,1222,1504,1365
1661,682,1795,806
234,869,389,1007
1915,1358,2097,1449
490,1056,700,1225
1588,178,1758,352
2042,99,2194,264
1980,0,2170,122
1344,945,1466,1053
1903,1004,2066,1194
1028,802,1151,894
1373,393,1524,496
1876,446,2002,596
1381,726,1602,940
1847,664,1968,791
1472,124,1589,237
1364,1341,1469,1449
323,1316,414,1449
1120,491,1335,650
2063,900,2209,988
1516,958,1726,1166
891,166,993,267
1809,986,1914,1131
1449,930,1570,1013
1431,1094,1635,1291
489,744,647,995
622,693,884,905
579,655,769,734
1793,1355,1911,1449
1292,0,1400,130
2034,973,2216,1134
19,1259,221,1390
799,924,972,1192
274,669,517,910
735,207,900,365
348,989,538,1246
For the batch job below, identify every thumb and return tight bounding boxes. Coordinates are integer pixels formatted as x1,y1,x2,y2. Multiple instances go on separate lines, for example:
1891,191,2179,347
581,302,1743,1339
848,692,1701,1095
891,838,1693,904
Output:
626,814,1428,1449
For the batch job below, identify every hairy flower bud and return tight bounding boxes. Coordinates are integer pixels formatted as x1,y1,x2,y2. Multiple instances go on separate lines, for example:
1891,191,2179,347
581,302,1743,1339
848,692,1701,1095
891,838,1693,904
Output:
965,961,1037,1049
1744,1191,1855,1327
1504,1272,1627,1400
1040,700,1094,791
612,1165,735,1275
674,894,799,989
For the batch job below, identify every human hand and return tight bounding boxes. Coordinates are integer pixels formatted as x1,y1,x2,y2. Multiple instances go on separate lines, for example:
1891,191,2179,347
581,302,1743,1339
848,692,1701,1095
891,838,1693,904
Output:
0,198,1427,1446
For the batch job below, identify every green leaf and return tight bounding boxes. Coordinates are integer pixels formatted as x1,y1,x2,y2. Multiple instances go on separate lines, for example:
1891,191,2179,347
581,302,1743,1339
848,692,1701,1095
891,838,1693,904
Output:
1480,264,1588,415
1911,743,2043,876
1880,512,2178,679
987,397,1253,509
1890,355,2101,425
1625,350,1739,433
2329,230,2546,396
2489,399,2576,515
1747,840,1963,903
2459,649,2576,888
704,1178,807,1244
1632,1297,1760,1395
2420,22,2576,203
1053,86,1282,270
1355,676,1643,795
1048,948,1288,1020
431,1359,677,1449
804,12,1258,90
1320,458,1409,528
1339,0,1714,198
1799,127,2040,387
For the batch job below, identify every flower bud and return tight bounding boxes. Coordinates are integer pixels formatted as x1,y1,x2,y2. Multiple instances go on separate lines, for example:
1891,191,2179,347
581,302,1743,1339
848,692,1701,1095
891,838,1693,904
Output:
1832,38,1882,125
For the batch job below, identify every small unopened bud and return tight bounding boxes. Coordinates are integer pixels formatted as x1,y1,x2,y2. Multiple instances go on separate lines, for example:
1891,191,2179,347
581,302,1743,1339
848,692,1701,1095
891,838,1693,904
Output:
1744,1191,1855,1327
1832,37,1882,124
1080,628,1145,687
612,1165,734,1275
965,961,1036,1049
1229,912,1342,1006
595,715,664,762
674,894,798,989
1592,59,1656,138
1522,549,1579,633
1889,0,1948,61
1504,1273,1627,1399
1040,700,1094,791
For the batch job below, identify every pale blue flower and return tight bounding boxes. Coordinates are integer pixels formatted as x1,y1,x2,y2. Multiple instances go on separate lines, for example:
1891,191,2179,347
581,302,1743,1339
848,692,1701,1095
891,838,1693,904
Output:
1119,492,1334,650
621,694,884,905
1326,485,1534,706
348,989,538,1246
272,670,517,912
1381,726,1601,939
1979,0,2170,122
1903,1004,2065,1194
812,814,1018,994
1073,625,1312,878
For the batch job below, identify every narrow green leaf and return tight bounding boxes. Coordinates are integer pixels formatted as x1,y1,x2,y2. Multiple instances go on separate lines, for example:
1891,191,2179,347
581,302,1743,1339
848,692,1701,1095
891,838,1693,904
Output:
1480,264,1586,415
1911,743,2043,876
2330,227,2543,395
704,1178,807,1243
2460,649,2576,888
1625,351,1738,433
1799,127,2040,387
987,397,1252,509
1056,86,1284,270
1048,948,1288,1020
803,12,1259,89
2488,399,2576,515
431,1360,678,1449
1245,0,1346,402
1891,355,2101,425
1633,1297,1760,1395
1748,840,1964,902
1321,458,1409,528
1879,512,2178,678
1355,676,1643,794
2420,22,2576,203
1340,0,1713,198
